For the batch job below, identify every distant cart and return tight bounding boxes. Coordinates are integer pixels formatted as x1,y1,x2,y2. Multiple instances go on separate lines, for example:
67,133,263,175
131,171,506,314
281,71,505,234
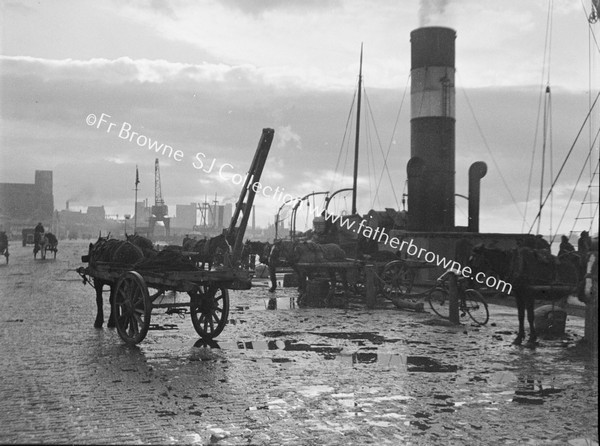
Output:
22,228,35,247
294,257,429,304
0,231,8,264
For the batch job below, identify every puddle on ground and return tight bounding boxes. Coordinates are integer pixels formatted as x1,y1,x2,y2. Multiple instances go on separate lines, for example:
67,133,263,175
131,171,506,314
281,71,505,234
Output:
213,337,458,372
148,323,179,331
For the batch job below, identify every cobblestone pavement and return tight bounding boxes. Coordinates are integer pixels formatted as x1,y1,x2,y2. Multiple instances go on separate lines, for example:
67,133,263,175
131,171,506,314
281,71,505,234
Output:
0,241,598,445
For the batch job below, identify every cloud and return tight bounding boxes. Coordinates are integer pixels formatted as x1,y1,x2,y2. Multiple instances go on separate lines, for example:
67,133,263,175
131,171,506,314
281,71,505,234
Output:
218,0,342,16
0,51,595,232
275,125,302,151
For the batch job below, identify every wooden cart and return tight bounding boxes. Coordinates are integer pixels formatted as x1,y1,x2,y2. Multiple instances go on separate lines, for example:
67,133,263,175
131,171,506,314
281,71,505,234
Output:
77,261,251,344
77,128,275,344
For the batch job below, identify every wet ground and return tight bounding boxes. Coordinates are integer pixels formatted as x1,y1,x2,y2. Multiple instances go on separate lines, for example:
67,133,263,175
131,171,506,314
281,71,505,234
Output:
0,240,598,445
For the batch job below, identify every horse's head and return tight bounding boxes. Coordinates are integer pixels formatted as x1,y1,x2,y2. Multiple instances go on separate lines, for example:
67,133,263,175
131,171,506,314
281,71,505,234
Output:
215,233,231,252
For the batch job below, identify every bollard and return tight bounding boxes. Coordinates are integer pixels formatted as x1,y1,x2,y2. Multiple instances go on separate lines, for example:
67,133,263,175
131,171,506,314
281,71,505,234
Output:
447,271,460,324
366,265,376,309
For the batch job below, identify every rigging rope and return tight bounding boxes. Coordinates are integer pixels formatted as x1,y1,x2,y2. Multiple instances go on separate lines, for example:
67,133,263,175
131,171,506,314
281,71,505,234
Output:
528,90,600,233
330,90,358,192
363,86,402,210
373,74,410,210
458,79,528,224
330,77,403,213
524,0,555,233
551,127,599,243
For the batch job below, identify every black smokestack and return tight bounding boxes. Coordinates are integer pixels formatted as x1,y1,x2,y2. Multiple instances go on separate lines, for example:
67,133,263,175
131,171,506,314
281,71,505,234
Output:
407,26,456,231
468,161,487,232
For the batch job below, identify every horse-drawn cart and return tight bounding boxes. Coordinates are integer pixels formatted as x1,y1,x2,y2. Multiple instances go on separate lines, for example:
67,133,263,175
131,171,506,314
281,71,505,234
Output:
77,258,251,344
288,248,427,307
77,128,275,345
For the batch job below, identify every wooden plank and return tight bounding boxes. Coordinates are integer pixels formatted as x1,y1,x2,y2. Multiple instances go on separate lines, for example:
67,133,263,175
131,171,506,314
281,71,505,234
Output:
83,264,251,291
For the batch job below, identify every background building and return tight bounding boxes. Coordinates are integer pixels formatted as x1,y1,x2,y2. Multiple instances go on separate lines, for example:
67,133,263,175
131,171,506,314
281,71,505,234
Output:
0,170,54,236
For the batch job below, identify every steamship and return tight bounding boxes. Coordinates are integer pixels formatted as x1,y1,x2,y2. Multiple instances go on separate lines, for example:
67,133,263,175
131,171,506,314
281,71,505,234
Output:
305,24,597,287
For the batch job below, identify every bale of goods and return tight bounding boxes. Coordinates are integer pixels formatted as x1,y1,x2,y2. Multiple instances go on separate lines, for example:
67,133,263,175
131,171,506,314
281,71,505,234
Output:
534,305,567,337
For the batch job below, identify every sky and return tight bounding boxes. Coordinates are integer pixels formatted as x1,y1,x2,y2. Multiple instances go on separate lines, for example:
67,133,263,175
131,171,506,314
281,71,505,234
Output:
1,0,599,238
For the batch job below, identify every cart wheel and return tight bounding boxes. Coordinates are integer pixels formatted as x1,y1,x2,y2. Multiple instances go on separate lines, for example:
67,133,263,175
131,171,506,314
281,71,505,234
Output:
380,260,412,299
189,285,229,339
112,271,151,345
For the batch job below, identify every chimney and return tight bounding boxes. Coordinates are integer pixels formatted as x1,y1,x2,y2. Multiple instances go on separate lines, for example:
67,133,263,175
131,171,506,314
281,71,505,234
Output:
407,27,456,231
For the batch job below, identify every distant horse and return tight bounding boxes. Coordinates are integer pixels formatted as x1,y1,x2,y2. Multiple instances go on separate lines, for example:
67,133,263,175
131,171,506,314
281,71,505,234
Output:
44,232,58,259
188,233,231,270
33,232,49,259
266,240,296,292
0,231,9,264
470,244,580,346
87,236,145,328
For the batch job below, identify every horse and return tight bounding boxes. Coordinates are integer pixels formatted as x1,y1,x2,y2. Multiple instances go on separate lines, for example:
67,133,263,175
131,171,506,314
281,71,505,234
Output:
266,240,296,292
268,240,349,302
44,232,58,259
0,231,9,264
33,232,49,259
87,236,145,328
189,233,231,270
470,244,580,346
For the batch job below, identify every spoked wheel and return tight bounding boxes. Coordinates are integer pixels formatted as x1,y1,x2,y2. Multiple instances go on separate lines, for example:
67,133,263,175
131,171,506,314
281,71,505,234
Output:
464,289,489,325
428,287,450,319
112,271,152,345
189,285,229,339
380,260,412,299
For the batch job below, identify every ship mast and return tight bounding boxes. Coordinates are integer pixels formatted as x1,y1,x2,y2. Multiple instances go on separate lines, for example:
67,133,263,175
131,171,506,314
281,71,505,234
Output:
351,43,363,216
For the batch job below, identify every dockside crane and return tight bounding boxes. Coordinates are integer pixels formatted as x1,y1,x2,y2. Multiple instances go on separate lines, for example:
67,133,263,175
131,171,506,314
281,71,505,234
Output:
149,158,171,237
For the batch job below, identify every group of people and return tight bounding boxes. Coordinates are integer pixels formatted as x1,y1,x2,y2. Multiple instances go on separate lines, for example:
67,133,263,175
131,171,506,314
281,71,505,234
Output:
558,230,593,260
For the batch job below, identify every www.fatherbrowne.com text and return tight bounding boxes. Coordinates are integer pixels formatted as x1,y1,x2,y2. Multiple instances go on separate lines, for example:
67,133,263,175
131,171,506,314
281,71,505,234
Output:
297,202,513,295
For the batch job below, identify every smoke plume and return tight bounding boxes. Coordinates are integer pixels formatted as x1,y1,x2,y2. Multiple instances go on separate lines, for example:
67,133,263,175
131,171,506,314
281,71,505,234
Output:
419,0,449,27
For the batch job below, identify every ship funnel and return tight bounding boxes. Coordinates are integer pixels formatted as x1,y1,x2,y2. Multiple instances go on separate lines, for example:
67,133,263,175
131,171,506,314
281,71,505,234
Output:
407,27,456,231
468,161,487,233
